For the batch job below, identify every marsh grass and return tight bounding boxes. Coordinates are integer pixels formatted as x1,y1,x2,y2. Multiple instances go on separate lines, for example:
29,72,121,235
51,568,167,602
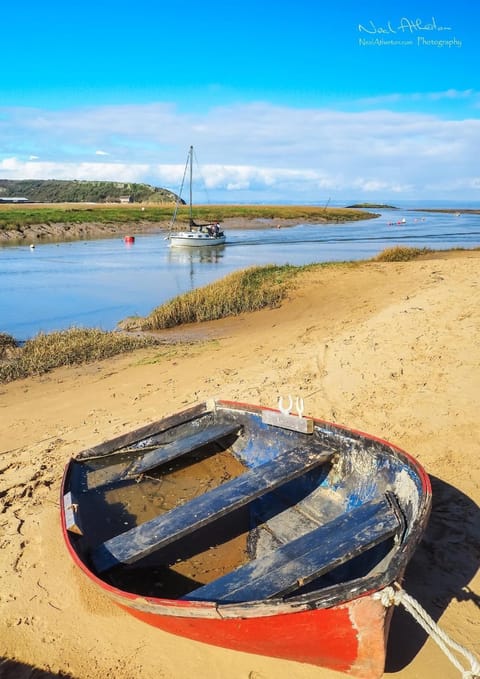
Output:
0,203,373,232
0,204,175,229
176,205,373,224
140,264,301,330
0,328,159,383
0,332,17,353
373,246,432,262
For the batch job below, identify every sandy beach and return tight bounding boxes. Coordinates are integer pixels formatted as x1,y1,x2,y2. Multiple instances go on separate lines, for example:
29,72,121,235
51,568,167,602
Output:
1,249,479,679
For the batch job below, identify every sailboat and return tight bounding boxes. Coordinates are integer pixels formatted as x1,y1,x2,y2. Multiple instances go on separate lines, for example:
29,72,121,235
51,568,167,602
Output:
168,146,226,247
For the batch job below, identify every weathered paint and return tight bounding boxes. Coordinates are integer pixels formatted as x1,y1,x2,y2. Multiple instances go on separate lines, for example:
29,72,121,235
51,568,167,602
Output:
119,602,362,675
348,594,392,679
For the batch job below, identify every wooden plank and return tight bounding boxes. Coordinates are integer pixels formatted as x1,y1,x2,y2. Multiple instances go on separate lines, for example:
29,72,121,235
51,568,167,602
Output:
76,402,209,460
184,497,399,603
122,422,241,478
261,409,314,434
85,422,241,490
92,444,334,573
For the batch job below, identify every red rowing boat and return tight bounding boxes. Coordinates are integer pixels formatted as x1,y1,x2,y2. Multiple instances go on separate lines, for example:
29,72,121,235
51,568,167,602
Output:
61,399,431,678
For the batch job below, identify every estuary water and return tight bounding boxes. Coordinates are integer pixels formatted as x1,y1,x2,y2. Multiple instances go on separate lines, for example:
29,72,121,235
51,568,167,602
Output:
1,208,479,341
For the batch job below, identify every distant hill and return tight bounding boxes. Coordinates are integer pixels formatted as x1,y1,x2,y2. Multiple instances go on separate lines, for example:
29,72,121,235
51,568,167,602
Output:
0,179,180,204
346,203,398,209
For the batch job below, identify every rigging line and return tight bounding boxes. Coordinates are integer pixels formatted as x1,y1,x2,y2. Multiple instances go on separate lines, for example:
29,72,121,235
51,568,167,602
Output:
191,147,212,206
170,152,190,232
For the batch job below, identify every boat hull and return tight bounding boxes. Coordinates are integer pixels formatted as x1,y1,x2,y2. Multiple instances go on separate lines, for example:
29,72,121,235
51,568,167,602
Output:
60,399,431,678
170,232,226,247
117,594,393,678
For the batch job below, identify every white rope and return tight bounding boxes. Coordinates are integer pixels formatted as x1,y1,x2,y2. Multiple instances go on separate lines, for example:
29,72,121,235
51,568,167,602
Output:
374,584,480,678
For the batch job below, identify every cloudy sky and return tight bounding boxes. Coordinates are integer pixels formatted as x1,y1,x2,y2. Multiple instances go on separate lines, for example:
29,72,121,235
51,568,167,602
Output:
1,0,479,204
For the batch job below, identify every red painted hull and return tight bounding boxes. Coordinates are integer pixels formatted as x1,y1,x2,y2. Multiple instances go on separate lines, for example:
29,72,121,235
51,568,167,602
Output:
61,506,398,679
118,594,392,678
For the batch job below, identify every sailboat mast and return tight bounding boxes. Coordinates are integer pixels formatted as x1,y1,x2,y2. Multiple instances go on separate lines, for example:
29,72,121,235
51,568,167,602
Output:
189,145,193,222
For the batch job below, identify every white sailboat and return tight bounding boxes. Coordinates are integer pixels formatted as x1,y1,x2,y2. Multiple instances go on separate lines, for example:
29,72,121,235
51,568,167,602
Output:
168,146,226,247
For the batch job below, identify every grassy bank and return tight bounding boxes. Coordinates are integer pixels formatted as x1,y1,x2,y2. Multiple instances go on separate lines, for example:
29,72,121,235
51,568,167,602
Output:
0,246,437,383
0,203,375,235
0,328,159,383
127,264,303,331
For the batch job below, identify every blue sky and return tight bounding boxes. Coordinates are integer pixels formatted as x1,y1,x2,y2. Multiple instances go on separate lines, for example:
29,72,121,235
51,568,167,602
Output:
1,0,479,203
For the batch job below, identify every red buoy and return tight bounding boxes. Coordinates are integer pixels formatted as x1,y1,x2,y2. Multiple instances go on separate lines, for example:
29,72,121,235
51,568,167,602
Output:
124,236,135,244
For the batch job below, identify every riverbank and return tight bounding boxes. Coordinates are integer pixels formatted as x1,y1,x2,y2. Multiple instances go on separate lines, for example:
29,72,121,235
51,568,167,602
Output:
1,217,377,249
0,216,362,244
0,203,379,244
0,218,312,244
0,249,478,679
0,219,169,243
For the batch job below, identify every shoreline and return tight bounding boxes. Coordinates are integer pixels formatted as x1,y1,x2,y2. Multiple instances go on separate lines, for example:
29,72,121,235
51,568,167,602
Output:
0,216,362,245
0,214,374,245
1,207,479,245
0,249,478,679
0,219,169,244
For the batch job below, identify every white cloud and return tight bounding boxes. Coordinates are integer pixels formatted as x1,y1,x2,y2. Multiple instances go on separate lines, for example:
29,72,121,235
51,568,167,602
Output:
1,101,479,201
359,89,478,106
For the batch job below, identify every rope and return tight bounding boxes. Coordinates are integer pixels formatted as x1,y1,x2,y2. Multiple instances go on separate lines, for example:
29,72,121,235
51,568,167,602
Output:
169,152,190,234
374,583,480,679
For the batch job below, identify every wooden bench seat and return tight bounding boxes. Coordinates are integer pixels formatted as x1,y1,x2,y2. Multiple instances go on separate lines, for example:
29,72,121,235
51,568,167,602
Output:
122,422,242,478
184,496,400,603
91,444,334,574
86,421,241,490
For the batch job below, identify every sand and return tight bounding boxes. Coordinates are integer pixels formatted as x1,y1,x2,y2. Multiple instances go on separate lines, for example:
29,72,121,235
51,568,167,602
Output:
0,250,479,679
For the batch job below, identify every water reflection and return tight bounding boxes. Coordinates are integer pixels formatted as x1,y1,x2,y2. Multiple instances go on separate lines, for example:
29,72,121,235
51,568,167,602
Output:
167,245,226,265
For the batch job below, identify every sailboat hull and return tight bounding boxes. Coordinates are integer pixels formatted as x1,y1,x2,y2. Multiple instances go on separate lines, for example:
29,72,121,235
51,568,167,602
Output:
170,231,226,247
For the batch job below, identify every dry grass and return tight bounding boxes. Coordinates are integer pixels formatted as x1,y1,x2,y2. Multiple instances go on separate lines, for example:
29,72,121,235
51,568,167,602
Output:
137,264,301,330
0,328,159,383
0,332,17,358
373,246,432,262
